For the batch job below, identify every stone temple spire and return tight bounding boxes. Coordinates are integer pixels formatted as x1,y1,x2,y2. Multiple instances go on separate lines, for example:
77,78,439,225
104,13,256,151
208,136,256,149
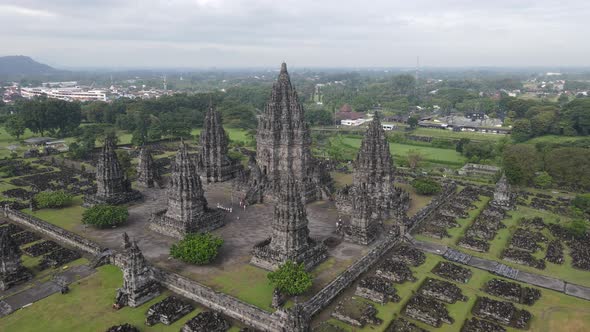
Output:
85,136,141,206
96,136,126,197
114,233,160,308
136,145,160,188
0,229,31,290
336,113,410,244
150,140,223,238
251,173,327,271
248,62,332,204
197,102,240,183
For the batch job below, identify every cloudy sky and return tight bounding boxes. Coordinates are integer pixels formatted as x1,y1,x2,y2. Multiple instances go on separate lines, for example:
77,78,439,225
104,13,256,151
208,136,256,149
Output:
1,0,588,68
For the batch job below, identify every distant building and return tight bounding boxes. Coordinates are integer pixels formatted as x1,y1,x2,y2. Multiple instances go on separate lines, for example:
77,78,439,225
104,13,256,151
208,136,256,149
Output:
341,119,367,126
21,87,107,102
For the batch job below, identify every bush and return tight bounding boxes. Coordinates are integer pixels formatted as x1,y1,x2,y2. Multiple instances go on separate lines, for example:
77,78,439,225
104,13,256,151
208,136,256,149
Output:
533,171,552,189
82,204,128,228
566,219,589,238
34,190,73,208
572,194,590,216
267,260,312,296
411,178,442,195
170,233,223,265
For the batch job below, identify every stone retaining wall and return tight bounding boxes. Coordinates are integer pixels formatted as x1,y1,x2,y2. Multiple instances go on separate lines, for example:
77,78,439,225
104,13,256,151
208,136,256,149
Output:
407,182,457,232
151,267,287,332
304,236,397,318
3,207,104,256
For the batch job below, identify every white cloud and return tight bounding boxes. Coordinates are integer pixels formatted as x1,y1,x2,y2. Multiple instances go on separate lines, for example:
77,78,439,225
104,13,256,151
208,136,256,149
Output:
0,0,588,67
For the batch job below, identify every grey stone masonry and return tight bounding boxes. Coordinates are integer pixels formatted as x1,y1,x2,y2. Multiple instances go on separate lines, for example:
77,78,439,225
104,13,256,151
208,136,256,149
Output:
150,140,224,239
197,103,241,183
491,173,513,209
114,233,160,308
336,113,409,244
244,62,332,204
251,174,327,271
0,229,31,290
84,136,142,206
136,146,160,188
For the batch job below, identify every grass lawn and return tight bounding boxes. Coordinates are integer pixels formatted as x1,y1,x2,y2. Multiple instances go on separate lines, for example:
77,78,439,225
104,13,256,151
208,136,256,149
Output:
412,127,507,142
191,128,250,143
0,265,207,332
340,137,466,166
23,196,85,232
204,264,275,312
324,252,590,332
524,135,590,146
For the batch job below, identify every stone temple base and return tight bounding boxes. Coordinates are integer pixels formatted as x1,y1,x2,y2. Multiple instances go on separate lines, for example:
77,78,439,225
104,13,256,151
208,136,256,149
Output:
250,238,328,271
149,209,224,239
83,190,143,207
339,222,380,246
200,162,242,184
115,280,161,308
0,268,32,291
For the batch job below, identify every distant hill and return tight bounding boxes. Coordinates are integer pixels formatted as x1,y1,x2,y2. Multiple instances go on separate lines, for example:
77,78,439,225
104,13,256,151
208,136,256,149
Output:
0,55,57,76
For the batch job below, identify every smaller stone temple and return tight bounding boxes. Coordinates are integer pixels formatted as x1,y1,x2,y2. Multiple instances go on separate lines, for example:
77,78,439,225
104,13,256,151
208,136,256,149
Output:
491,173,513,209
0,229,32,290
84,137,142,206
114,233,160,308
342,188,379,245
251,174,327,271
136,146,161,188
150,140,224,239
197,103,241,183
336,113,410,244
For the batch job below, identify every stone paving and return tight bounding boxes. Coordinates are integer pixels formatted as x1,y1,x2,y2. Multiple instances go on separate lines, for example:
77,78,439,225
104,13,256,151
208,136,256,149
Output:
74,181,364,280
0,265,95,317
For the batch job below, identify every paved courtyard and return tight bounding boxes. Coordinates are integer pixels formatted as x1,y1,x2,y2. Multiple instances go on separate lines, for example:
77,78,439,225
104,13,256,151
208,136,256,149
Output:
74,181,368,284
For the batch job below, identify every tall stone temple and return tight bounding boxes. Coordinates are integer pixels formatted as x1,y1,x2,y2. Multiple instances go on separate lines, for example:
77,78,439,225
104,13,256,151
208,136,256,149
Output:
136,146,160,188
84,137,142,206
242,62,333,204
114,233,160,308
336,113,410,244
197,103,241,183
0,229,31,290
150,140,224,239
251,174,328,271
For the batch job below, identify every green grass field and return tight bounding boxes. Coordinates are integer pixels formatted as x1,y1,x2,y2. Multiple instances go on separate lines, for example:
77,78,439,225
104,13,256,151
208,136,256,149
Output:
412,127,507,142
0,265,216,332
23,196,85,232
191,128,250,143
524,135,590,146
340,137,466,166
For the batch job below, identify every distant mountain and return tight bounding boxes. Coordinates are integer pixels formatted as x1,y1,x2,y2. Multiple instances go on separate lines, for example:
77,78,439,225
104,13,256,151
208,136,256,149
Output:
0,55,57,76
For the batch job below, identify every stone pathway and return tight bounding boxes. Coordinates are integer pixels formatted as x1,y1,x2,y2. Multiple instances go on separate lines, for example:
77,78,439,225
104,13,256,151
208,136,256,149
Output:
0,265,96,317
411,238,590,301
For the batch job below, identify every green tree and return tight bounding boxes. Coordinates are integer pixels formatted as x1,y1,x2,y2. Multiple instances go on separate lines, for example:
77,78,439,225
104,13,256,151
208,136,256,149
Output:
502,144,539,185
82,205,128,228
411,178,442,195
463,141,495,162
545,147,590,190
267,261,312,296
170,233,223,265
562,98,590,136
533,171,552,189
511,119,533,142
455,138,471,153
4,115,26,139
407,116,419,129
